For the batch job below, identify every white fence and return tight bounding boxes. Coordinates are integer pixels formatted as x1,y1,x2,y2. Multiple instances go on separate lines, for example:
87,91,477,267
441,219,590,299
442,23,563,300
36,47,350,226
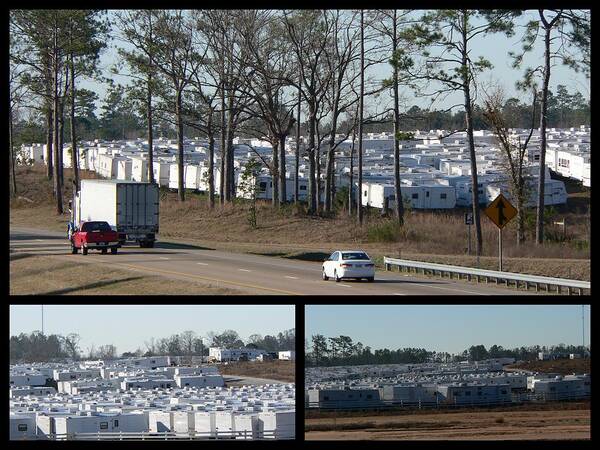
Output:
18,428,294,441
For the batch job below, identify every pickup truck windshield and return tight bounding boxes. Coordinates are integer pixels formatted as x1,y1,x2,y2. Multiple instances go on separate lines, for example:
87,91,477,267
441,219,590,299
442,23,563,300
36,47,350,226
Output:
342,252,369,261
81,222,112,232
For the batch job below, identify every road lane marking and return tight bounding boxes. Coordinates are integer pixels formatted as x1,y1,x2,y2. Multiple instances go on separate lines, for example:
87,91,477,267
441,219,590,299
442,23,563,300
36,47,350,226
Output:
159,257,170,260
338,284,352,288
238,269,252,272
285,276,299,279
196,262,208,266
411,283,486,295
393,293,406,295
113,262,300,295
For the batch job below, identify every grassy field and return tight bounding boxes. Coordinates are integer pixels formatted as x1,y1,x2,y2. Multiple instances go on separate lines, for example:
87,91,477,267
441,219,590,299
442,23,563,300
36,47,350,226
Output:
305,405,590,440
10,164,591,281
218,360,295,383
10,253,240,295
507,358,591,375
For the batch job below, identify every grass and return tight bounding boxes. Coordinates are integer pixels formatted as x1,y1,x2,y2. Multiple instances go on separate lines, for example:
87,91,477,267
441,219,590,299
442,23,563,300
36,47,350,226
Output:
217,360,295,383
9,253,240,295
10,164,591,281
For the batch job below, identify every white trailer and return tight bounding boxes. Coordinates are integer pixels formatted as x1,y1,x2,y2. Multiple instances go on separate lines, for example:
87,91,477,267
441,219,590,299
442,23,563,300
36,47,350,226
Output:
10,415,37,440
116,158,133,181
71,179,159,247
148,411,171,432
215,411,234,437
130,157,148,182
53,412,148,436
193,411,216,437
171,411,194,433
257,410,295,439
152,161,171,187
233,413,258,439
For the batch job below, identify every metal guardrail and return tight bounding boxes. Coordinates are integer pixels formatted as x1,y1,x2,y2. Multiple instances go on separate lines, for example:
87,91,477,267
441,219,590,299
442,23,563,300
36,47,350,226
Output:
383,257,590,295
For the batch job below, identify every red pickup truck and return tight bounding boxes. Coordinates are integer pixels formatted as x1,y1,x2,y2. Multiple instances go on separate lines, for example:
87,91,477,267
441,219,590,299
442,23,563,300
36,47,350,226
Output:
70,221,121,255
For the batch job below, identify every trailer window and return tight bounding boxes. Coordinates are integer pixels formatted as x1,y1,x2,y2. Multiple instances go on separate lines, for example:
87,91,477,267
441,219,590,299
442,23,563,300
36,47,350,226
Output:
440,193,447,199
100,422,108,429
114,420,119,428
412,193,418,199
18,424,28,432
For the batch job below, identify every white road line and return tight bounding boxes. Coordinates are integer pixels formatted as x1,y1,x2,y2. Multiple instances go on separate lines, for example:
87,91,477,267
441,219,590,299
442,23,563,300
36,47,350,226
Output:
393,293,406,295
339,284,352,288
411,283,486,295
285,276,299,279
35,239,44,242
159,257,170,260
196,262,209,266
238,269,252,272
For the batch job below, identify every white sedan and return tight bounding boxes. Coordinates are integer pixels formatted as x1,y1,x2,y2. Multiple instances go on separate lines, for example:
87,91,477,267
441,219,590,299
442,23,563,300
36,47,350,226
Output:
322,250,375,282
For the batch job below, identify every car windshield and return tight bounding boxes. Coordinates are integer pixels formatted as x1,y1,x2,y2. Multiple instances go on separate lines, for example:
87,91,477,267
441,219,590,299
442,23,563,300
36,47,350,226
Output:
342,252,369,261
81,222,111,232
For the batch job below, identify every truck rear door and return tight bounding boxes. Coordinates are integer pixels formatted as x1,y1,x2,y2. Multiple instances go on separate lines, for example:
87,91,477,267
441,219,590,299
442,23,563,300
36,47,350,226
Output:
116,183,159,232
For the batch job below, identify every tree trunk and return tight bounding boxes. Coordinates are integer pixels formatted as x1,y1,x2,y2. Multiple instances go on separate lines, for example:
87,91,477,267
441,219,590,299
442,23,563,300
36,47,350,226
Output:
357,10,365,225
219,80,226,205
279,134,287,204
9,107,17,197
392,10,404,226
348,127,355,216
316,132,321,214
58,101,65,187
295,85,301,204
536,23,552,245
308,103,317,214
271,139,279,207
46,106,53,181
147,71,155,184
461,11,482,257
224,94,234,203
175,88,185,202
208,131,215,209
324,112,338,213
52,36,63,215
69,51,79,191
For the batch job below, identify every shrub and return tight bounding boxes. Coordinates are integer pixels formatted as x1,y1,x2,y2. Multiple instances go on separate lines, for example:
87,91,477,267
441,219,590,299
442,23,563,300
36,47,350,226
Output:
367,221,402,242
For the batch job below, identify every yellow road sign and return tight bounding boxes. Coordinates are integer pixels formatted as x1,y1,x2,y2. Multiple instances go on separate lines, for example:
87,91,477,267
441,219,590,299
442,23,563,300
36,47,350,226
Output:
484,193,518,229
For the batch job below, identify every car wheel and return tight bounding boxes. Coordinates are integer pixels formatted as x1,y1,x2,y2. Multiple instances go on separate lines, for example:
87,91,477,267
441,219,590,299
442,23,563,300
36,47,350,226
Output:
71,242,78,254
101,248,108,254
111,247,118,254
322,269,329,281
82,246,88,255
367,277,374,282
334,270,341,282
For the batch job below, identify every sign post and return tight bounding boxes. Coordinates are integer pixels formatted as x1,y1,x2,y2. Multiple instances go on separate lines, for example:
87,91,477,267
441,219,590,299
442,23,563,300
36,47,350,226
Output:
464,211,473,255
484,193,518,272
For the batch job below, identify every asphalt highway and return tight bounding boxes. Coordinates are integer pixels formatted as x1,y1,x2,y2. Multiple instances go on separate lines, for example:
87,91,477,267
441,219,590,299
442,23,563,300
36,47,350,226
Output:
10,227,537,296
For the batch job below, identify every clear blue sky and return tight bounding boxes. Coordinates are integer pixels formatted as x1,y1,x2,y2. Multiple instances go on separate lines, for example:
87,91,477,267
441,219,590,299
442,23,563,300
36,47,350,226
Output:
81,10,589,115
10,305,295,354
305,305,591,354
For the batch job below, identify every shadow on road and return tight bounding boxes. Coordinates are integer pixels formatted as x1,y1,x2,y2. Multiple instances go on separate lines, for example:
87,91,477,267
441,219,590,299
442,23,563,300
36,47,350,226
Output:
10,233,64,241
284,252,329,262
248,251,288,258
41,276,146,295
153,241,215,251
9,253,36,261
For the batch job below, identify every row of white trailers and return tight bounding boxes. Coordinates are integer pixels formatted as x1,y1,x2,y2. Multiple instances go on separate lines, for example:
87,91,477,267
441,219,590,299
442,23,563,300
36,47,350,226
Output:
10,409,295,440
362,178,568,210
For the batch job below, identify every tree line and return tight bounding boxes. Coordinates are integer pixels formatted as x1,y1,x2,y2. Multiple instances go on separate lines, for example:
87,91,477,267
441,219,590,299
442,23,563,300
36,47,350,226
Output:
306,334,590,367
9,328,295,363
9,9,590,250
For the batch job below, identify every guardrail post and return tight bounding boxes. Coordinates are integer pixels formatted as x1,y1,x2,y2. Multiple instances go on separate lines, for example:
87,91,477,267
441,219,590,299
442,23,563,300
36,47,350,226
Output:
567,286,572,295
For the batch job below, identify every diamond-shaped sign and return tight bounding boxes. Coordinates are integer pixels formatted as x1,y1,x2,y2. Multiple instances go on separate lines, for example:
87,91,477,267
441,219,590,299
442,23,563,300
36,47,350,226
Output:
484,193,518,229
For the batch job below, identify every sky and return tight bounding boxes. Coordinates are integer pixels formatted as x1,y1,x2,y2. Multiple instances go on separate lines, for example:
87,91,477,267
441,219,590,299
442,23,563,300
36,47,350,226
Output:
305,305,591,354
9,304,295,354
79,9,590,116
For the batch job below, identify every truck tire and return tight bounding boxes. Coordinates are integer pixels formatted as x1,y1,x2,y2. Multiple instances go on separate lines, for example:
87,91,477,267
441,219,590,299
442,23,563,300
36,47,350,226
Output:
101,248,107,254
71,242,78,254
82,246,88,255
111,247,118,254
146,240,155,248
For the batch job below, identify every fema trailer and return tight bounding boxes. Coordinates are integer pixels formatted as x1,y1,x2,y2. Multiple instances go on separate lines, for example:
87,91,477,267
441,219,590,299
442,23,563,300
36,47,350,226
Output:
10,414,37,440
71,179,159,248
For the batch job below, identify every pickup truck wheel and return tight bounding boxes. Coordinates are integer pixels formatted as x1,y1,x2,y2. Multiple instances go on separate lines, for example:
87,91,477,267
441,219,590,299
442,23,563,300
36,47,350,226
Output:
71,242,78,254
111,248,118,254
82,246,88,255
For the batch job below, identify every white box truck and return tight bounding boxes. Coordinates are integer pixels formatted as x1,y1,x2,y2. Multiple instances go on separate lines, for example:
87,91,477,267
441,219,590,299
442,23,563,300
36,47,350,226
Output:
70,179,159,248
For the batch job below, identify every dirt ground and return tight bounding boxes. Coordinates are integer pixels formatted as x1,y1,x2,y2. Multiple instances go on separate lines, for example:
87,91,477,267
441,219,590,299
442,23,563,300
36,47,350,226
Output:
507,358,591,375
305,407,590,440
218,360,295,383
